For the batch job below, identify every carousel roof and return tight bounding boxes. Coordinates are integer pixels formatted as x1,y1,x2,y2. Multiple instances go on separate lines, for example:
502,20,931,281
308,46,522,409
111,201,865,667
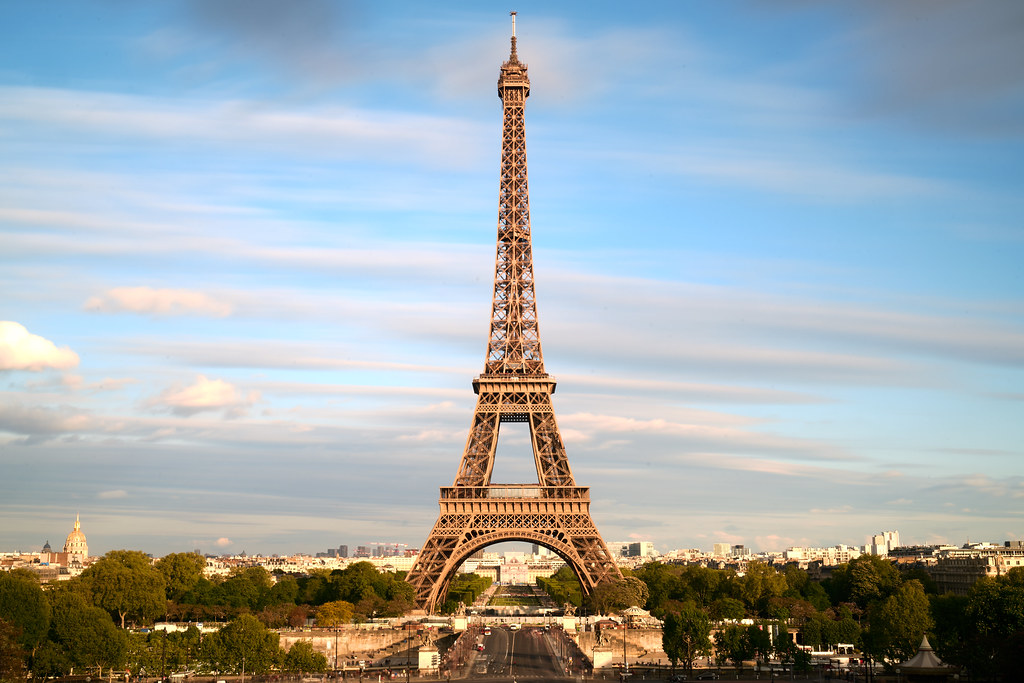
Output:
899,636,951,670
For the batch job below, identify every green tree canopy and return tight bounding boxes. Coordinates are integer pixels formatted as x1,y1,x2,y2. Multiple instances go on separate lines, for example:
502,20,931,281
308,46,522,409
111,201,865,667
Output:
202,614,280,674
282,641,328,674
0,617,27,683
865,579,933,667
957,568,1024,679
661,603,712,674
588,577,649,615
315,600,354,627
156,552,207,602
713,623,751,671
81,550,167,628
828,555,900,609
47,586,127,672
0,568,50,650
734,562,788,616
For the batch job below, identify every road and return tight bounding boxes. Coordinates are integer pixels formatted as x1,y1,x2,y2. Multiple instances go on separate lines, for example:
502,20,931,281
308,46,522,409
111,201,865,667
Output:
472,626,567,680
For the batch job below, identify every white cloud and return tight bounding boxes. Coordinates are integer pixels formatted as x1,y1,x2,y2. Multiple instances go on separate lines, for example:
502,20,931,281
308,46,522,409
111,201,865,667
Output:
215,537,232,548
85,286,232,317
153,375,260,417
98,489,128,500
0,322,79,371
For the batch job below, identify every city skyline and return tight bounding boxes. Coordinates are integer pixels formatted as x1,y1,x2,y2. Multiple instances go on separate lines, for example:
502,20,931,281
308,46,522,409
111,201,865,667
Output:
2,2,1023,557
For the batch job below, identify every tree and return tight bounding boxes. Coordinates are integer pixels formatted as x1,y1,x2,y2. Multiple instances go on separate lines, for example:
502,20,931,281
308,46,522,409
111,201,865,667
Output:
743,623,774,672
81,550,167,628
220,567,273,610
315,600,354,627
735,563,788,616
268,575,299,605
0,617,27,683
714,623,752,672
203,614,280,675
661,603,712,674
958,569,1024,679
536,567,582,609
156,552,207,602
282,641,328,674
828,555,899,610
865,579,932,667
588,578,648,615
708,597,746,621
47,587,127,673
929,593,969,669
0,569,50,651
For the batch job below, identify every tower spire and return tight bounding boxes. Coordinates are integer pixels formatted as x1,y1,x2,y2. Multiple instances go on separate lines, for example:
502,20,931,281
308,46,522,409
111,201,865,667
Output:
510,11,518,60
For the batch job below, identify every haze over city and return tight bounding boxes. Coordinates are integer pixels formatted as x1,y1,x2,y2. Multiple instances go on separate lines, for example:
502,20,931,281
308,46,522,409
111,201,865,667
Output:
2,1,1022,557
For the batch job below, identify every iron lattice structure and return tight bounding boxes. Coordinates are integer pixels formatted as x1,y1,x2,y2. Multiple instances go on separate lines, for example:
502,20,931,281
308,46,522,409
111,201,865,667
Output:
405,24,622,613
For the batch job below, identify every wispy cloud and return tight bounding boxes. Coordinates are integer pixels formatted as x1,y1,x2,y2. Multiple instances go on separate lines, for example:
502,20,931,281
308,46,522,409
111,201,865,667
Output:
85,286,232,317
151,375,260,417
0,86,488,169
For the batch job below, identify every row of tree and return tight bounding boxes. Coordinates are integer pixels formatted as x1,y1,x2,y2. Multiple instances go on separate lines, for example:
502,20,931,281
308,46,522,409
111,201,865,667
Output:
641,556,1023,680
158,553,415,624
3,546,1023,681
0,551,415,679
0,571,329,679
438,573,493,614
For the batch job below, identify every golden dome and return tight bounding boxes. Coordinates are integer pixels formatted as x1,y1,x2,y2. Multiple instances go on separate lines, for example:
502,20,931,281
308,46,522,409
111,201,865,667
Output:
63,514,88,558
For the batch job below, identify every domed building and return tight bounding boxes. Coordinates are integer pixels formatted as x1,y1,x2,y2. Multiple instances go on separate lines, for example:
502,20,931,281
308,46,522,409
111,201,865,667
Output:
63,514,88,563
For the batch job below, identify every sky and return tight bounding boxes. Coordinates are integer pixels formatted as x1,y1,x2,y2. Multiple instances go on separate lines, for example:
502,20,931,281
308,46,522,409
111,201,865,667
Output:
1,1,1023,558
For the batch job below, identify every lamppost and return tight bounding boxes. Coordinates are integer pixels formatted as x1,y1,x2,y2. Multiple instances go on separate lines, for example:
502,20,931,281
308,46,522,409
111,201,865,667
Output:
510,626,517,683
622,619,628,677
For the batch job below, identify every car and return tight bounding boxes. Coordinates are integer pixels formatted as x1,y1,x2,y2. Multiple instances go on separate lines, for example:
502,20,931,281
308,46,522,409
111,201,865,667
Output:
668,675,687,682
694,673,719,681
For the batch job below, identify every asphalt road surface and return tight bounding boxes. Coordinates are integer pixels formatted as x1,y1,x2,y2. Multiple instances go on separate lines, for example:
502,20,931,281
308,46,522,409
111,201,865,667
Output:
472,626,567,680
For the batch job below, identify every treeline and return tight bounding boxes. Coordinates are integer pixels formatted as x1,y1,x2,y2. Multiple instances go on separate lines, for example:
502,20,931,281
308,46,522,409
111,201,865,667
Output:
438,573,492,614
537,566,582,608
159,553,414,625
548,556,1023,680
0,550,415,679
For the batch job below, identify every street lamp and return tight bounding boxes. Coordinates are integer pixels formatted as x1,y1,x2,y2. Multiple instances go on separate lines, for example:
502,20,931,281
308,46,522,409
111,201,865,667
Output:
510,626,516,683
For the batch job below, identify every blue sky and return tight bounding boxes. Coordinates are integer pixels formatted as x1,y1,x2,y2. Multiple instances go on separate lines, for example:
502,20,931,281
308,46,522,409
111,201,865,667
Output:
1,1,1022,557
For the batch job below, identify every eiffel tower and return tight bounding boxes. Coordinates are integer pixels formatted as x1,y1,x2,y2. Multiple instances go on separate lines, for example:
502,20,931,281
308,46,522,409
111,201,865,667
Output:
405,14,622,613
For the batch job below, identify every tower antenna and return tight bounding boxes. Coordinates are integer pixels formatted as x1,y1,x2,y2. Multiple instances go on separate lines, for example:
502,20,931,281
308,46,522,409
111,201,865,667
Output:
510,11,516,38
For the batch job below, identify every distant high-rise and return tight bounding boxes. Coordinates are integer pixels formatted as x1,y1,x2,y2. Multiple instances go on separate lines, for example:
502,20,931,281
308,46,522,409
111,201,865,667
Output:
870,530,901,555
338,545,348,558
